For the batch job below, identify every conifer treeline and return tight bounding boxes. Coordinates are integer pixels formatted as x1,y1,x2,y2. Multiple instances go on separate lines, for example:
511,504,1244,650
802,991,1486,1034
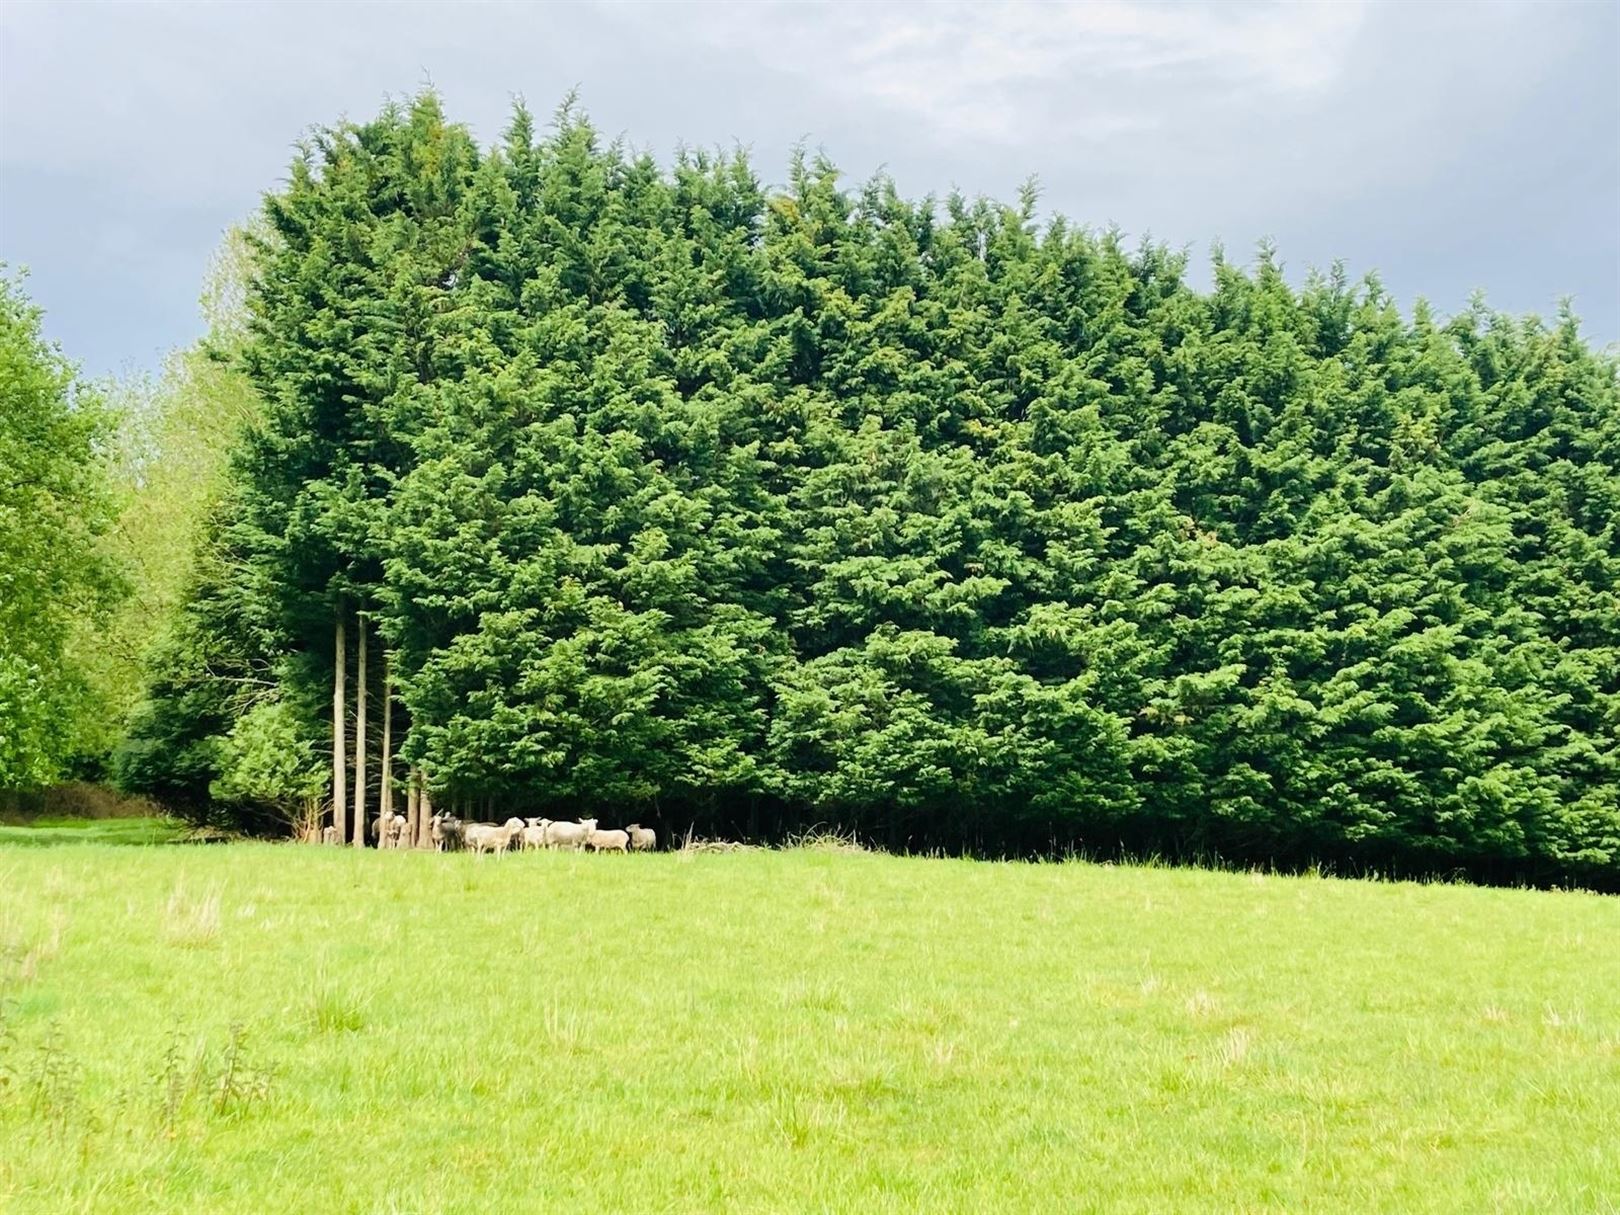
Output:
118,95,1620,887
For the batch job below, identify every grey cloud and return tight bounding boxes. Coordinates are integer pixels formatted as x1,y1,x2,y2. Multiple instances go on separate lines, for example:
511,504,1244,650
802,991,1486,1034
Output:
1,0,1614,377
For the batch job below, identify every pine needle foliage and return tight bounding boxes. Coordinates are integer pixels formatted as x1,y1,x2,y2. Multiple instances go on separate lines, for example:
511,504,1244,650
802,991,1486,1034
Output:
124,94,1620,887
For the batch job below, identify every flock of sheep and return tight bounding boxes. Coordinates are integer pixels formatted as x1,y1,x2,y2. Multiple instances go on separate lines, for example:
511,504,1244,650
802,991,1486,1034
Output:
361,807,657,854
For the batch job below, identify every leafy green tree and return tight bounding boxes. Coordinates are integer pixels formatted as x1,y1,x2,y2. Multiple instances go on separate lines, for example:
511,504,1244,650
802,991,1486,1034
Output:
0,269,122,786
82,229,263,758
211,698,327,836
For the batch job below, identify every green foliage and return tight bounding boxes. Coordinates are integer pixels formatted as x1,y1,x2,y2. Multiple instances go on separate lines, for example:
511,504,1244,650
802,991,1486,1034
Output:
102,231,267,811
0,269,122,786
209,699,326,824
133,94,1620,886
113,496,286,829
87,236,262,746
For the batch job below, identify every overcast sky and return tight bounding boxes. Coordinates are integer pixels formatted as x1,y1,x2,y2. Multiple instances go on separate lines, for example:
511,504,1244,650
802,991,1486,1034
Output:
2,0,1616,378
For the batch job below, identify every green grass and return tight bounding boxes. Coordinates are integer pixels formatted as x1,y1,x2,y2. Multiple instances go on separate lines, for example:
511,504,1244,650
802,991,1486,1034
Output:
0,815,190,848
0,839,1615,1213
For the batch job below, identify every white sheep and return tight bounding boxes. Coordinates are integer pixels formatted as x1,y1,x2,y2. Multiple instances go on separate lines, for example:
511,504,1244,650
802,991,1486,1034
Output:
430,811,465,852
464,818,525,855
374,807,403,849
626,824,656,852
587,828,630,853
544,818,597,851
521,818,552,851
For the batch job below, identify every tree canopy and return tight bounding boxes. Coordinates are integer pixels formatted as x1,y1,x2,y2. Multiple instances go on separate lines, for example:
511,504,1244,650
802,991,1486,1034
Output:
0,269,122,786
119,94,1620,887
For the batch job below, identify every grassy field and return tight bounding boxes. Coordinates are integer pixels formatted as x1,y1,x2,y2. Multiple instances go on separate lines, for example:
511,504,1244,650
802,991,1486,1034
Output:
0,836,1615,1213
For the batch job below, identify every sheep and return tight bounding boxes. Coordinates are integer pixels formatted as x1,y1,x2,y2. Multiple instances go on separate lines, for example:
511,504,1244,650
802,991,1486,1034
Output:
544,818,597,851
587,828,630,853
430,811,465,853
321,825,339,846
625,824,657,852
464,818,525,855
385,813,408,849
374,808,404,848
521,818,552,851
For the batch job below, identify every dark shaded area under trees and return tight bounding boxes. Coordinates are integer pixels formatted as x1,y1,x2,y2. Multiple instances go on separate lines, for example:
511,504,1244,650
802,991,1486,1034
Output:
115,94,1620,889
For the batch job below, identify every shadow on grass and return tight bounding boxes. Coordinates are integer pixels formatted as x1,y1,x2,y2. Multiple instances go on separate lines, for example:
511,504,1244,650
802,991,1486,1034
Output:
0,817,193,848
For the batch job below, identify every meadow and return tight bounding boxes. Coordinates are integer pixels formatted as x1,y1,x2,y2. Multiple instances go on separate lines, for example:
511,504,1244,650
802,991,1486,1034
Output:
0,834,1615,1213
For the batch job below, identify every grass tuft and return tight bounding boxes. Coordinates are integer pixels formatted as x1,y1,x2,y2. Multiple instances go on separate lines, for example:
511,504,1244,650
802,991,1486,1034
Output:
784,825,867,853
306,981,367,1034
162,883,222,949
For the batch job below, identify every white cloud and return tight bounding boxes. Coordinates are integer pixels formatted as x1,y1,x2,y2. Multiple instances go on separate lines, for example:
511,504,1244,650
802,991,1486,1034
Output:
655,0,1371,142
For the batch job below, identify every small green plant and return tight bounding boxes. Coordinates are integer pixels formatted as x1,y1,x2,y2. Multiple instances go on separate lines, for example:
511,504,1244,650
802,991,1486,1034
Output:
27,1024,78,1135
211,1022,272,1116
152,1024,189,1137
0,995,16,1102
152,1021,274,1133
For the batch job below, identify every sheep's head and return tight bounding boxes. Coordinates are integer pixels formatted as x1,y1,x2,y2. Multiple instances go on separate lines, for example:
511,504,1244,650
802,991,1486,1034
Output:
504,817,525,832
580,818,599,833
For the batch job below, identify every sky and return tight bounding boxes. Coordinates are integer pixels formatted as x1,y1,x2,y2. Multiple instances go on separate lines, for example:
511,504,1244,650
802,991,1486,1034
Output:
2,0,1616,379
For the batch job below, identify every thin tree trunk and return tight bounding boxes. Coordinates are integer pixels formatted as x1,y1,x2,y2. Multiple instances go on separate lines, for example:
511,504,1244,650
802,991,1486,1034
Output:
380,651,393,845
405,773,418,850
333,615,347,844
413,769,424,850
353,614,367,848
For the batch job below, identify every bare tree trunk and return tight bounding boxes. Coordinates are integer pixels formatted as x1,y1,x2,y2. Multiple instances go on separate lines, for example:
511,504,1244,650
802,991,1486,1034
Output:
411,768,424,850
333,615,347,844
380,651,393,845
353,614,367,848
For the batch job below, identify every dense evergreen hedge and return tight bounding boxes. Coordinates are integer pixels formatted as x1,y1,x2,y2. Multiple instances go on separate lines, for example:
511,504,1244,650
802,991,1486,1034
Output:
121,95,1620,886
